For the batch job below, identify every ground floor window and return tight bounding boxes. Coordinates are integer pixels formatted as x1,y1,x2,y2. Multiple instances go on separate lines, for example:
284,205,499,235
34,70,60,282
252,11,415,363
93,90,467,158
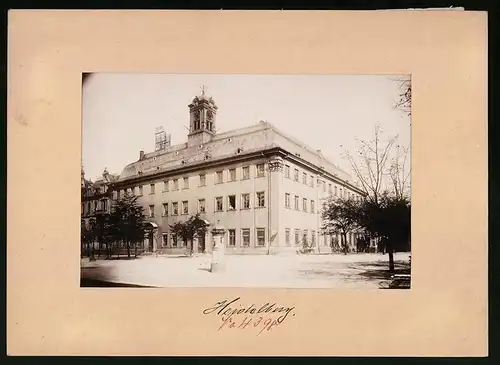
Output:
311,230,316,247
256,228,265,246
228,229,236,246
285,228,291,246
162,233,168,247
242,229,250,247
171,234,177,247
295,229,300,246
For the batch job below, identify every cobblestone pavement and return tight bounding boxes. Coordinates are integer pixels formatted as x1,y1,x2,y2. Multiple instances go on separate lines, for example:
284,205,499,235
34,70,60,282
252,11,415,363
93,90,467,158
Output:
80,252,411,288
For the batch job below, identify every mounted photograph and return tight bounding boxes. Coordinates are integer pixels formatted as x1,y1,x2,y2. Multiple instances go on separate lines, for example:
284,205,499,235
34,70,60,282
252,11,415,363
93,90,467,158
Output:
81,74,411,289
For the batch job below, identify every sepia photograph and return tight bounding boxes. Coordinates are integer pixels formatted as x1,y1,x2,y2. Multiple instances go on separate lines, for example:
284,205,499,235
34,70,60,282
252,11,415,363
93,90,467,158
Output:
81,74,411,289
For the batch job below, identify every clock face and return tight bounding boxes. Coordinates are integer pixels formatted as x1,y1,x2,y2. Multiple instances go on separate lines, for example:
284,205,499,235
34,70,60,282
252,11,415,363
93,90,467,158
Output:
206,110,213,121
194,110,200,121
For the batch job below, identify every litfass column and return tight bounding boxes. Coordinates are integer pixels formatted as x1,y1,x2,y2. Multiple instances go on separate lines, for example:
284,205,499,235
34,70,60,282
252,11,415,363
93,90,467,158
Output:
210,223,226,273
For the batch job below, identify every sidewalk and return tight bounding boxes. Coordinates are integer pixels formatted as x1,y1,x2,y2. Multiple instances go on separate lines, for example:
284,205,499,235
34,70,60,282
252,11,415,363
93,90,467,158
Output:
80,252,410,288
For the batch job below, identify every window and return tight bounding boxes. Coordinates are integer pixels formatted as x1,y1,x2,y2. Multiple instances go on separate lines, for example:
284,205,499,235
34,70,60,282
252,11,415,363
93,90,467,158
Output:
150,184,155,194
256,228,265,247
256,164,265,177
340,187,343,197
172,202,179,215
285,228,291,246
295,229,300,246
162,233,168,247
229,168,236,181
294,195,299,210
173,179,179,190
329,184,332,193
323,181,326,192
216,171,223,184
302,172,307,184
171,234,178,247
335,186,338,196
149,205,155,218
198,199,206,213
183,177,189,189
163,181,169,192
162,203,168,216
129,187,134,196
228,229,236,246
228,195,236,210
182,200,188,214
199,174,206,186
256,192,265,207
285,193,290,208
215,197,223,211
310,175,314,187
311,230,316,247
241,194,250,209
138,185,143,196
242,229,250,247
303,230,308,245
311,200,315,214
242,166,250,180
294,169,299,181
284,165,290,178
101,199,107,212
303,198,307,212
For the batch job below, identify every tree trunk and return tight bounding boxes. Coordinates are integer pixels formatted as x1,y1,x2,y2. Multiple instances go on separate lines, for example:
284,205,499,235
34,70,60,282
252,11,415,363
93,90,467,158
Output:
342,234,347,255
127,241,131,259
134,242,138,257
387,241,395,273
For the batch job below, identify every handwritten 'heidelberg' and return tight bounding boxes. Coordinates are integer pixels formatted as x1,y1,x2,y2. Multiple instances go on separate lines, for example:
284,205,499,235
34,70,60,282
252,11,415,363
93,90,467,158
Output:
202,297,295,323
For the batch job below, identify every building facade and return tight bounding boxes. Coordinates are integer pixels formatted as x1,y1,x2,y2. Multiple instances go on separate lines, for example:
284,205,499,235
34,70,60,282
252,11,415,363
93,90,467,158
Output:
81,167,118,231
110,90,366,254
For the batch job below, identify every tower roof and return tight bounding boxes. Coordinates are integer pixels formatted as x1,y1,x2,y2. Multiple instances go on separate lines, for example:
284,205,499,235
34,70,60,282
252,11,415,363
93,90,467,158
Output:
190,86,217,107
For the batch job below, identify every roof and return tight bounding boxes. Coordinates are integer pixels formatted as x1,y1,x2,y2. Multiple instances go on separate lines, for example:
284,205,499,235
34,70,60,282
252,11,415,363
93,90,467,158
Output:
117,121,357,187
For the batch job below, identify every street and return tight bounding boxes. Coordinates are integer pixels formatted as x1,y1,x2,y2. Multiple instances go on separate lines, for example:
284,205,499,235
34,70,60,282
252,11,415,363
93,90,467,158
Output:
81,252,411,288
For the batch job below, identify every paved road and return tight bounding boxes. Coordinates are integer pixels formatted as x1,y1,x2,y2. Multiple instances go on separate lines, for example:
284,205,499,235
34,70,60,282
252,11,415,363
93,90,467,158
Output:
81,252,410,288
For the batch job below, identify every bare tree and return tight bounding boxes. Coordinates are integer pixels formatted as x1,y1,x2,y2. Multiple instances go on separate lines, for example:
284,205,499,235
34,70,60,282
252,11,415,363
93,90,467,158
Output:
343,125,398,205
394,77,411,116
388,144,411,200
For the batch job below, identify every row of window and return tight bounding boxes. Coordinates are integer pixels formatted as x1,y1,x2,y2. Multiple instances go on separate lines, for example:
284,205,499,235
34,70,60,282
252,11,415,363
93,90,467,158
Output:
284,193,316,213
163,228,267,248
82,199,108,215
284,228,317,247
147,192,266,217
283,164,360,200
163,229,359,249
119,164,267,198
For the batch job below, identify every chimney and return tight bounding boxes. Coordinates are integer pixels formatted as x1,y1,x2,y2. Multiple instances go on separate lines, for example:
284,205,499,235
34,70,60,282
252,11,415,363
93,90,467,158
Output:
139,150,145,160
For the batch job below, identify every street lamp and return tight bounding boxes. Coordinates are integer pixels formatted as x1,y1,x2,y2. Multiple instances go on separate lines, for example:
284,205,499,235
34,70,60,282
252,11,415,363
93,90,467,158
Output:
210,221,226,273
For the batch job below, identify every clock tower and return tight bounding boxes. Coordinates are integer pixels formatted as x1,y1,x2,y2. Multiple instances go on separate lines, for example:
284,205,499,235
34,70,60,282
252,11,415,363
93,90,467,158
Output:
187,86,218,147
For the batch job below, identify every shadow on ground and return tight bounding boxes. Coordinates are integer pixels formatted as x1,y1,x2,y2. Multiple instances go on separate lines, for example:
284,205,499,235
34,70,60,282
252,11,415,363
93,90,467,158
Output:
80,278,156,288
355,261,411,280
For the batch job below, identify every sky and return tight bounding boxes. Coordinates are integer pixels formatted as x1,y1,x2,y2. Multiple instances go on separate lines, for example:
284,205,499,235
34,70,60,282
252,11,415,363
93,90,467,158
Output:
82,74,410,182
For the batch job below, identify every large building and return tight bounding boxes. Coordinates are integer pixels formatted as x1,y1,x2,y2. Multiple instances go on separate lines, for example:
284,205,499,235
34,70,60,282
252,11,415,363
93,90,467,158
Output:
110,90,366,254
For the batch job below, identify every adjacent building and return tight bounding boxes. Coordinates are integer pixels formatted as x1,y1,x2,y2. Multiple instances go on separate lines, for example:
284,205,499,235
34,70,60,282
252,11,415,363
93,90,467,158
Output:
81,166,119,229
108,90,366,254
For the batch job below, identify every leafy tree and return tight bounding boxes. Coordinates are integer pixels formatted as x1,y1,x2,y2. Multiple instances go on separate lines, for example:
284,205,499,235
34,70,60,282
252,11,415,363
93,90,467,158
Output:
357,192,411,271
321,196,361,255
81,218,95,259
93,212,113,259
109,193,148,259
169,213,209,256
